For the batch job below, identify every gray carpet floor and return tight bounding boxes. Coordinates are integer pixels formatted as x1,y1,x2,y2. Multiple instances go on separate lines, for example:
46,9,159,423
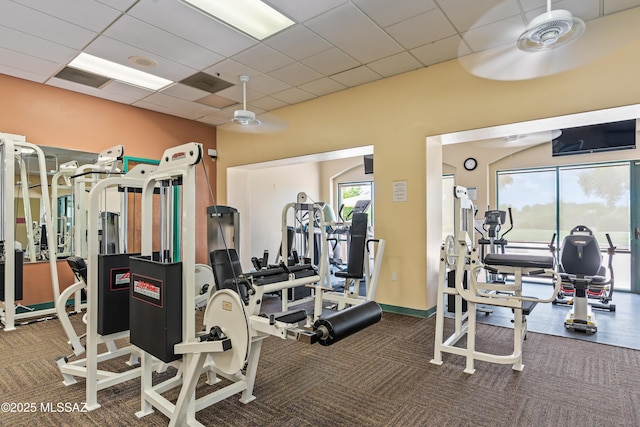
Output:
1,290,639,426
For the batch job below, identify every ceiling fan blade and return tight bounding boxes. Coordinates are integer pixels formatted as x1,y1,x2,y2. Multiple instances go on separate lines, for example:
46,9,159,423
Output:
458,6,640,81
475,130,562,148
219,113,289,134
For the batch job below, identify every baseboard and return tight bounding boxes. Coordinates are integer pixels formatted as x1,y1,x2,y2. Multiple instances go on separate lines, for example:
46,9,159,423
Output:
379,303,436,318
16,301,55,313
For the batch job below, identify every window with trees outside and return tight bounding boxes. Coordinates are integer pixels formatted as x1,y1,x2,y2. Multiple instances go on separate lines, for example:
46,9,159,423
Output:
337,181,373,225
497,162,631,291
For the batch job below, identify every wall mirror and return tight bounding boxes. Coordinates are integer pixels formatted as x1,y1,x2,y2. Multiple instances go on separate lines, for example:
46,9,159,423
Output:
14,145,99,262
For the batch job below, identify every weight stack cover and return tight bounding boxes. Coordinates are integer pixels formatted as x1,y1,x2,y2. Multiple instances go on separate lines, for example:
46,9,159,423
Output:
129,256,183,363
98,253,133,335
0,250,24,301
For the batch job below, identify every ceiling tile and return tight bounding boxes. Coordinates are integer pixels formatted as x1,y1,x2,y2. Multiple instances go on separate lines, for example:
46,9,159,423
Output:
268,62,322,86
48,77,141,104
196,112,228,126
386,8,457,50
299,77,347,96
134,93,217,120
12,0,122,31
85,36,196,82
215,84,262,104
410,35,466,66
604,0,640,14
196,93,236,109
202,60,259,87
265,25,332,60
264,0,348,22
305,3,404,63
524,0,600,22
95,0,138,11
161,83,211,101
270,87,316,104
438,0,521,32
246,74,291,96
128,0,256,57
0,47,60,78
354,0,437,27
462,15,525,51
367,52,423,77
0,1,97,49
330,66,381,87
104,15,225,70
0,63,48,83
232,44,295,74
249,96,289,111
0,26,76,63
101,80,153,100
300,48,360,76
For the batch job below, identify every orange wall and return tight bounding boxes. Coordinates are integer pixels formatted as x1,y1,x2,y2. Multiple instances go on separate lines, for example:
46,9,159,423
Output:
1,74,217,304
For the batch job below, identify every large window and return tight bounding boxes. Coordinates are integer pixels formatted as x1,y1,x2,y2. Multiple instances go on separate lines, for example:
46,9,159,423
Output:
497,162,631,290
337,181,373,225
497,168,556,244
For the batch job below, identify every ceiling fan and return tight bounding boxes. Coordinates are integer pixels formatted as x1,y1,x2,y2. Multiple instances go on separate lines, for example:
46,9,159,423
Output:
475,130,562,148
220,75,288,134
458,0,640,81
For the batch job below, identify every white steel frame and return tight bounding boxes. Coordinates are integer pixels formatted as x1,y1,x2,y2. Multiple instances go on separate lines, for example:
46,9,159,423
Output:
431,185,561,373
1,133,59,331
56,163,157,410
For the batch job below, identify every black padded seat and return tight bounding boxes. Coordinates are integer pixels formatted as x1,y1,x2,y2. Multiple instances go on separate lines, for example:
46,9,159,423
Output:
560,272,606,283
261,309,307,324
484,253,554,270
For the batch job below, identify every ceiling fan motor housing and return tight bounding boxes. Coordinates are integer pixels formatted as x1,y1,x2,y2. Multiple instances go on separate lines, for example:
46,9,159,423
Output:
232,109,259,126
517,9,584,51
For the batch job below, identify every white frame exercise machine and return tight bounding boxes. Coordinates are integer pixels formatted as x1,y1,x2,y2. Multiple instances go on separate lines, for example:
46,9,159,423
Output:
312,211,385,319
55,162,158,410
131,143,381,426
279,192,329,312
72,145,124,260
1,132,59,331
431,185,561,373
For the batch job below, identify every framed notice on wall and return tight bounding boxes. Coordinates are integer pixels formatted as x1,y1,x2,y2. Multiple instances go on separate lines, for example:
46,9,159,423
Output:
392,180,407,202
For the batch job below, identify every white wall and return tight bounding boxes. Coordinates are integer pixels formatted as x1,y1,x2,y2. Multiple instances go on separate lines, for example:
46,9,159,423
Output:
228,162,320,268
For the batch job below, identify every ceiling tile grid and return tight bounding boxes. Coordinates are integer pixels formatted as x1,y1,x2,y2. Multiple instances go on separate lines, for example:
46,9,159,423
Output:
0,0,639,126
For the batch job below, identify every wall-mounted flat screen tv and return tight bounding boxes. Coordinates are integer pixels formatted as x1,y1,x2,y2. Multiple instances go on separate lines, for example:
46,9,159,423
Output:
363,154,374,174
551,119,636,157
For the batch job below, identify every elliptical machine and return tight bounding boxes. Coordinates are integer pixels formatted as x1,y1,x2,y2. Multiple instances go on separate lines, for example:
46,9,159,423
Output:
476,207,513,283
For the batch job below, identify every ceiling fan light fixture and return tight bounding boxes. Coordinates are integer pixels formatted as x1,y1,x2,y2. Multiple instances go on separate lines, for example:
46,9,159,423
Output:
517,9,585,52
231,109,260,126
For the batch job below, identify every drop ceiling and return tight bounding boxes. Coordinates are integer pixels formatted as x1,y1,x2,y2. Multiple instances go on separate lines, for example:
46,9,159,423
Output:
1,0,639,126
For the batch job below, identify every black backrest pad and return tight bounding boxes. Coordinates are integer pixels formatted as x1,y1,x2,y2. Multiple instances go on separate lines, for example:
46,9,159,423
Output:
560,235,602,276
66,256,88,283
210,249,243,291
345,212,367,277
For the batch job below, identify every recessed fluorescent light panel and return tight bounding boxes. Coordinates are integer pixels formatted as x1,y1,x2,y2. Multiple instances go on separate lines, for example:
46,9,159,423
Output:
68,53,173,91
183,0,294,40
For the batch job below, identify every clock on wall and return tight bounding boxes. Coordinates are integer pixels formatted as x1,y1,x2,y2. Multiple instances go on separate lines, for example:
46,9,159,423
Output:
463,157,477,171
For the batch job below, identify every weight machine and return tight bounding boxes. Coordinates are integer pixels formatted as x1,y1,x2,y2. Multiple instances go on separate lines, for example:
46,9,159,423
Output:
277,192,331,311
311,210,385,318
431,185,561,373
1,133,59,331
130,143,382,426
55,162,158,410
